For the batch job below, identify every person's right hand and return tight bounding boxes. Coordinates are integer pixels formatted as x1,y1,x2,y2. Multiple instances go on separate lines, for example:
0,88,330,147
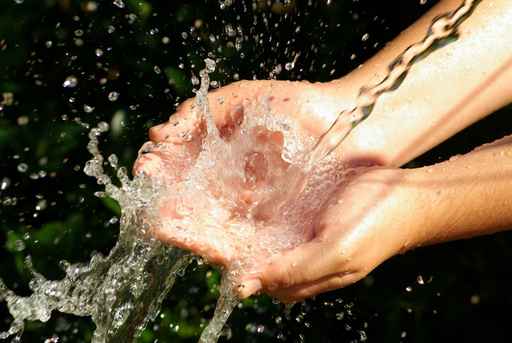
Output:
238,167,429,302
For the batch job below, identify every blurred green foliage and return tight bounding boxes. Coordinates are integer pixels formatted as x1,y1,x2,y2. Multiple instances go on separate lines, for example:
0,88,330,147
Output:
1,0,512,342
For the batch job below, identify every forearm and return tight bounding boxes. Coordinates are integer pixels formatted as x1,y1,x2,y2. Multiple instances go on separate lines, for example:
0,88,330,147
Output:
408,135,512,247
328,0,512,167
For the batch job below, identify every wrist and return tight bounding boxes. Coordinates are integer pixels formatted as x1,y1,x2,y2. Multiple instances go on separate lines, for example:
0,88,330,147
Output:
398,166,448,252
316,78,396,168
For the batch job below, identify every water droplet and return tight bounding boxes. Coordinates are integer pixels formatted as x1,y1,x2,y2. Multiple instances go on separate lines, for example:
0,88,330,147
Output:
108,217,119,225
17,116,29,126
63,76,78,88
85,1,98,12
113,0,125,8
98,121,109,132
361,33,370,42
14,0,24,4
108,154,118,168
470,294,480,304
205,58,216,73
225,24,236,37
219,0,233,9
95,48,104,57
108,91,119,102
45,41,53,48
191,75,200,86
84,104,94,113
35,199,47,211
1,177,10,190
14,240,26,252
17,163,28,173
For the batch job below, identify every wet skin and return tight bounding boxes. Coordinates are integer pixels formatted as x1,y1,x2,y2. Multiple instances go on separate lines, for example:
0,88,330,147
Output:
132,80,405,302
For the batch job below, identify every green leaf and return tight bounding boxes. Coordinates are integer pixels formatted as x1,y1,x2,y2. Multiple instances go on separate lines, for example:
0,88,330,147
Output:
101,196,122,216
32,221,66,248
164,67,192,96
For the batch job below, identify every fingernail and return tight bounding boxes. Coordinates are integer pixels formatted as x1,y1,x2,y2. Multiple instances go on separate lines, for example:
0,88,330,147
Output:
238,279,262,298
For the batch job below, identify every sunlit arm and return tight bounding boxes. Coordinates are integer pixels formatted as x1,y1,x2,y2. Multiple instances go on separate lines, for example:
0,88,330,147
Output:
327,0,512,167
406,135,512,248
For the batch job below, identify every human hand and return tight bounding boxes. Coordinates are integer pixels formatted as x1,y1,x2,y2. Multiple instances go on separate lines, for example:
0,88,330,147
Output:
239,167,426,302
132,79,390,292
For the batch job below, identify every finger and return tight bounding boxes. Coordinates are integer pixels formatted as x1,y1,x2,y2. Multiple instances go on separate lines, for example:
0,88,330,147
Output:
238,238,347,297
132,141,200,181
151,222,234,266
132,147,163,176
269,272,363,303
148,108,203,144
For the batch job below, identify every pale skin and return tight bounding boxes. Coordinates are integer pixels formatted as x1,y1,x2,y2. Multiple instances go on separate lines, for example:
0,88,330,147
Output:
133,0,512,302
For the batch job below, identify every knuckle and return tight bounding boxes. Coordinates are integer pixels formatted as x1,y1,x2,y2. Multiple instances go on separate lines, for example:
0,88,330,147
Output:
262,263,295,290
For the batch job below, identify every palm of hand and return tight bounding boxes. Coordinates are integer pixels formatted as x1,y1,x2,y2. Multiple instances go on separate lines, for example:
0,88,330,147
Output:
254,168,410,302
133,79,374,285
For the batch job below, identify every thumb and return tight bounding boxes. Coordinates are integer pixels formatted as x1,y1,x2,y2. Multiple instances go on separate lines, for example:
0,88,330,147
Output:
239,238,342,297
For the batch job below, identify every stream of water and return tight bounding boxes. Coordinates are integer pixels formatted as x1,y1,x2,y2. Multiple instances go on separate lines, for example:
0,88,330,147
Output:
0,1,478,342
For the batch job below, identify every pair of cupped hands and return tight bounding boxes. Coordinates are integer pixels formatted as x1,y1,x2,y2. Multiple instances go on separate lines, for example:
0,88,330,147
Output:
133,80,421,303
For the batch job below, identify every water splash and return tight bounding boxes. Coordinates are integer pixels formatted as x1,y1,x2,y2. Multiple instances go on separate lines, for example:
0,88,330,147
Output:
0,1,480,342
0,119,191,342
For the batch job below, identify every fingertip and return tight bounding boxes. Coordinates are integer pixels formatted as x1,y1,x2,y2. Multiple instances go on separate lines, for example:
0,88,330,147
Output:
237,279,262,299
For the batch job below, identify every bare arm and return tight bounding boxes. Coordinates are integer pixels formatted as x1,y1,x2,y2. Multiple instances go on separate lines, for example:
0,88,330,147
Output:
244,135,512,302
327,0,512,167
408,135,512,247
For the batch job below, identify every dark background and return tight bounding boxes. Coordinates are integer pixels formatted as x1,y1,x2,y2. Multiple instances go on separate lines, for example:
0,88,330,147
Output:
1,0,511,342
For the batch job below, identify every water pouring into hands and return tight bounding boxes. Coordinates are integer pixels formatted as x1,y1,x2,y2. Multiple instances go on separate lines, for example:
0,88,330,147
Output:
132,78,408,303
133,0,512,304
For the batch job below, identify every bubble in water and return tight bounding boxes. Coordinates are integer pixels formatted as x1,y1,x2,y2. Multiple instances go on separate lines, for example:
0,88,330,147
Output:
63,76,78,88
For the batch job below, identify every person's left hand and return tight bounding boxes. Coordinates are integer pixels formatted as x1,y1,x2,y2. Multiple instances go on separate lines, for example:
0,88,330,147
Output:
132,79,366,266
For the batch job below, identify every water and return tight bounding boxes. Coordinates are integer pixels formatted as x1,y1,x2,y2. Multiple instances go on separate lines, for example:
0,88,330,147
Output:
0,120,192,342
0,1,479,342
